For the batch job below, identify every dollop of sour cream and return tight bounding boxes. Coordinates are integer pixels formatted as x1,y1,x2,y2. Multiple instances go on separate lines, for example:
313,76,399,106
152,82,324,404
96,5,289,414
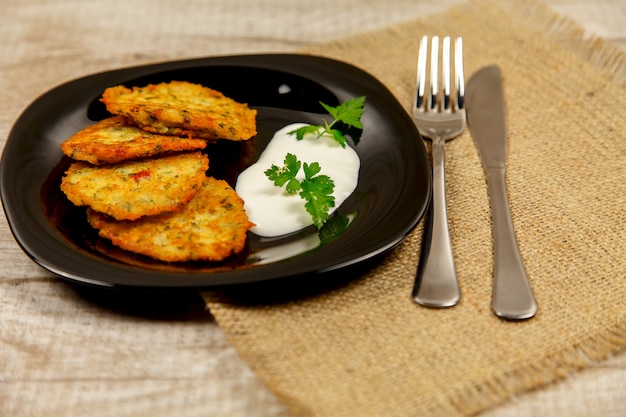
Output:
235,123,360,237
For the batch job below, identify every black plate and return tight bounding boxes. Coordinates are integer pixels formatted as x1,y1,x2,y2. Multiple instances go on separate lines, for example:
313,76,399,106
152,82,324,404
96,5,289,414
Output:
0,54,430,290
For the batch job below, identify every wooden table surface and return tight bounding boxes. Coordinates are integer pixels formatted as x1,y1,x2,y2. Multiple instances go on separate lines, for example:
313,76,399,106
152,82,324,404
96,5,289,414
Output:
1,1,624,416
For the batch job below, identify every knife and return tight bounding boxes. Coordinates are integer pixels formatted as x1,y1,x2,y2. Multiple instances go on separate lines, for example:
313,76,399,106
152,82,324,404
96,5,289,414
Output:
465,65,537,320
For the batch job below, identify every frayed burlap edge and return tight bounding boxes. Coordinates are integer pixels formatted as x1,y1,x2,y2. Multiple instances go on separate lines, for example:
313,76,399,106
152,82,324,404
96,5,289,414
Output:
492,0,626,84
439,321,626,416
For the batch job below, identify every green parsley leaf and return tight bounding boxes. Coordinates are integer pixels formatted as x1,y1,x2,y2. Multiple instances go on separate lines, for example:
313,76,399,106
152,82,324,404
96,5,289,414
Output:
264,154,335,229
318,212,351,245
330,129,348,147
320,95,365,129
302,161,321,178
288,124,321,141
264,153,301,194
300,170,335,229
288,96,366,147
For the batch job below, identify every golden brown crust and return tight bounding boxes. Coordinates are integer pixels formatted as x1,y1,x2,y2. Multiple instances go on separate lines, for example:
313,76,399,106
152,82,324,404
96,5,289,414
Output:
101,81,257,141
87,177,254,262
60,116,207,165
60,152,209,221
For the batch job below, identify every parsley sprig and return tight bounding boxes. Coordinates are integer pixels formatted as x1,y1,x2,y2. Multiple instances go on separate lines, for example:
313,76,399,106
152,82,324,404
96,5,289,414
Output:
265,153,335,229
288,96,366,147
265,96,366,230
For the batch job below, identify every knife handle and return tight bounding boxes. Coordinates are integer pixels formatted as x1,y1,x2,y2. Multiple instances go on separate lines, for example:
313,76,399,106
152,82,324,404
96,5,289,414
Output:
486,168,537,320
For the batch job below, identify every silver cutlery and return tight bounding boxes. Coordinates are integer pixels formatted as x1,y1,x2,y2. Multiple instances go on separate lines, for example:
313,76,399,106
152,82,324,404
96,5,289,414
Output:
465,65,537,320
412,35,465,308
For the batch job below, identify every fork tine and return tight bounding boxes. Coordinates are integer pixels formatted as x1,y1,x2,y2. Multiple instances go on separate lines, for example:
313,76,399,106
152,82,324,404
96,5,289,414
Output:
429,36,439,111
442,36,451,111
415,35,428,110
415,36,465,114
455,37,465,110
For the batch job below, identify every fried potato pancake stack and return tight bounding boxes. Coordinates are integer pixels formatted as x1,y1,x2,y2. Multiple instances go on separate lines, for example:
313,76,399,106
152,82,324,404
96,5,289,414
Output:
61,116,207,165
58,80,256,263
101,81,257,141
87,177,252,262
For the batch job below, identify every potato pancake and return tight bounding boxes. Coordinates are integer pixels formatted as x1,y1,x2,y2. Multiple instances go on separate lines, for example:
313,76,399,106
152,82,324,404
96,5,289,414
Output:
60,116,207,165
87,177,253,262
101,81,257,141
61,152,209,221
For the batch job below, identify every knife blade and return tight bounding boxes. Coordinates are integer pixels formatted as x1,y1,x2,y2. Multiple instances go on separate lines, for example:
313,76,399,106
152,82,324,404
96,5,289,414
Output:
466,65,537,320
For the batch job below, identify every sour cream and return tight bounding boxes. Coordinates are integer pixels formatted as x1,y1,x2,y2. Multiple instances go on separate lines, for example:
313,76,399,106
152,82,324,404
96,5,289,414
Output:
235,123,360,237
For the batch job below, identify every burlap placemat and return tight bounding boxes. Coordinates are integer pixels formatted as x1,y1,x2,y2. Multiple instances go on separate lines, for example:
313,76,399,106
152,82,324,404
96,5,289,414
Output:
204,0,626,415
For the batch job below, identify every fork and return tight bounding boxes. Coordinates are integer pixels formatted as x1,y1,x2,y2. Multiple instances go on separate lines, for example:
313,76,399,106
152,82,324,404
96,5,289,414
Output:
412,35,465,307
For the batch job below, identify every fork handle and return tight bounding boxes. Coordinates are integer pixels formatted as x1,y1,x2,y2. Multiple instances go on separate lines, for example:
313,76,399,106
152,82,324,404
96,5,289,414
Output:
486,168,537,320
413,139,460,307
